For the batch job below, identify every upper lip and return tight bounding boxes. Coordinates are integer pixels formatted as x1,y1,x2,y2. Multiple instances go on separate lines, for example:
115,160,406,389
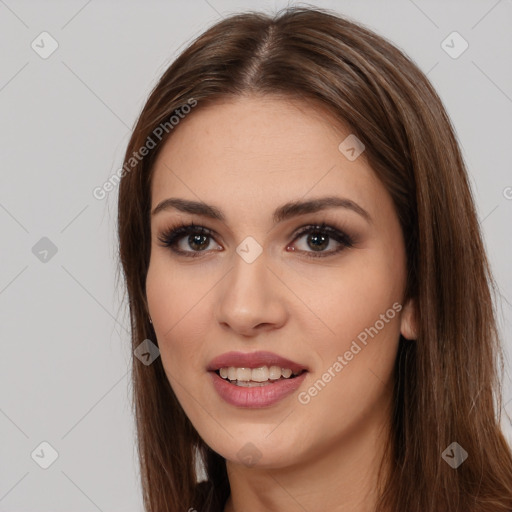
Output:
207,351,308,374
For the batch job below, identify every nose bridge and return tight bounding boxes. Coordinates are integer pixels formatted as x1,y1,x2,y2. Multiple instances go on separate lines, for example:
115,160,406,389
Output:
215,244,286,333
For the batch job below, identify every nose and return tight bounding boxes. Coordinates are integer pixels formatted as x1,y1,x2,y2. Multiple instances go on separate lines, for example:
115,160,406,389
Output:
215,251,288,337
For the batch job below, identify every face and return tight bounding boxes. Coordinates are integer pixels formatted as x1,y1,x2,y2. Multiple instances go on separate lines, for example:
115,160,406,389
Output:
146,95,416,469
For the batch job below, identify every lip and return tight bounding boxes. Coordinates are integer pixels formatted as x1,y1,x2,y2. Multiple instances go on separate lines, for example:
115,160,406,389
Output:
207,351,308,408
207,350,308,374
209,371,307,408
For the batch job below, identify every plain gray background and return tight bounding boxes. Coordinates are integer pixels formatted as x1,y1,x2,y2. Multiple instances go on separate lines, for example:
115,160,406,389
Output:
1,0,511,510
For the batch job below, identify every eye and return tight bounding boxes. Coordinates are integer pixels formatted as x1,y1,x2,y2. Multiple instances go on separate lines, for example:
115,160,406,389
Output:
157,222,220,258
288,223,354,258
157,221,355,258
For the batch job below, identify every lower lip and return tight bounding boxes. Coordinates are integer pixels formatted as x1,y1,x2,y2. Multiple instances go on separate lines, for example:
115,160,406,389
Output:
209,371,307,408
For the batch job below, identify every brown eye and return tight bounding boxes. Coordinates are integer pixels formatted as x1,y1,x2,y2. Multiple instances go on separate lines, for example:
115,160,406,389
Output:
158,221,355,259
158,222,221,258
289,224,354,258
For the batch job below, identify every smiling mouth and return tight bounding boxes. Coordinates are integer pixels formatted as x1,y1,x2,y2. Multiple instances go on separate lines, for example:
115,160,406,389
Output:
214,366,306,387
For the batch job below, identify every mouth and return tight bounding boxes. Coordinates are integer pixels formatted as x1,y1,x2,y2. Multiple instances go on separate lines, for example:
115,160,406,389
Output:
214,366,306,387
207,351,308,408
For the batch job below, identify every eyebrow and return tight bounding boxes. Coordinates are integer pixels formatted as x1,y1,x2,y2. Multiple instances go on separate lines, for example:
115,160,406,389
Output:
151,196,372,225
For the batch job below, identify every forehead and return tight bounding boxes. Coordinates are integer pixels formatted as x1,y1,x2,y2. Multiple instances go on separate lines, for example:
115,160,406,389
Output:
150,95,384,219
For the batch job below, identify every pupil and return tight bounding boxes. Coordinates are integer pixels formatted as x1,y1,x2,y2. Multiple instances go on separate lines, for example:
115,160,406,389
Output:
308,233,328,251
190,234,208,251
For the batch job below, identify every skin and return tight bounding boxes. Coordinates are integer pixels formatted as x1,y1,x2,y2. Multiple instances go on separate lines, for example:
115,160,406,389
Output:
146,94,417,512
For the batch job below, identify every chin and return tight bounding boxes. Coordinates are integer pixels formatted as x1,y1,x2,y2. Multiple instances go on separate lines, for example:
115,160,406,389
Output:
205,432,300,469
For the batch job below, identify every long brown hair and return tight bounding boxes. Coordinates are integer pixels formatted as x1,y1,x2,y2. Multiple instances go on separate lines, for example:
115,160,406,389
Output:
117,5,512,511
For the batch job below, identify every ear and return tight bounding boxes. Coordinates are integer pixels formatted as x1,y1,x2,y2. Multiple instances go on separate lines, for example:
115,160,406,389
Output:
400,297,418,340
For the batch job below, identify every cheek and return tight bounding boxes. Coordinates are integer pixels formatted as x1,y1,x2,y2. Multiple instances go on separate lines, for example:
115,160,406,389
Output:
291,262,404,443
146,253,208,327
145,256,214,376
299,244,406,355
292,254,404,445
146,259,187,356
146,258,180,327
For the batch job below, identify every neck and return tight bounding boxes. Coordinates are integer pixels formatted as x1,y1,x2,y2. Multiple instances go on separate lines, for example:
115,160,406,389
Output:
223,407,394,512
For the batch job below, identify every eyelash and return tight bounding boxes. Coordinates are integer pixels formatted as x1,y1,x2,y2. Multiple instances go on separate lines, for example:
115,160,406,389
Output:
157,221,355,259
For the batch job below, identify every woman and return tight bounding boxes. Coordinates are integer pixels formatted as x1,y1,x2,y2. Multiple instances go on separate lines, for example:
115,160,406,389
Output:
117,6,512,511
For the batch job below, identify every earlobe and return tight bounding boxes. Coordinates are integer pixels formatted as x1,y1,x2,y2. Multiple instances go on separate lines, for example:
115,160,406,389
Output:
400,297,418,340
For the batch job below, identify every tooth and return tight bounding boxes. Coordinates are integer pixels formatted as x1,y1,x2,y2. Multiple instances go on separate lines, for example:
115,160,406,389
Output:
236,367,252,381
269,366,282,380
281,368,292,378
251,367,270,382
219,365,299,382
235,381,269,387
